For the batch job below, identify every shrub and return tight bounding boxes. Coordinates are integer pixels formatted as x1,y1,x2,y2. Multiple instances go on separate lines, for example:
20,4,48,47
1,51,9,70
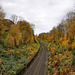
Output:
68,47,72,51
64,48,66,51
72,56,75,65
58,50,63,54
0,44,3,49
72,50,75,56
72,41,75,49
58,45,60,48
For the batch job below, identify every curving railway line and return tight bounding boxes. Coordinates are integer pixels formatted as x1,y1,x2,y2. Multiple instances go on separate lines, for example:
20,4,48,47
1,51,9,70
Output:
23,44,47,75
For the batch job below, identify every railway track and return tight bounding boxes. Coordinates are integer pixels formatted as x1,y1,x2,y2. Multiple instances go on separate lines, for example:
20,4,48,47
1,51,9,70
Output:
23,44,47,75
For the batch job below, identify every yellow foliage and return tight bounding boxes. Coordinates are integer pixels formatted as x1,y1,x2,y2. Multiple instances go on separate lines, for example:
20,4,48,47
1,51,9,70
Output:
68,52,72,55
0,60,2,65
72,41,75,49
61,55,67,60
16,51,20,54
9,50,14,54
54,55,58,59
64,34,67,41
62,40,69,46
70,72,75,75
54,60,58,64
59,54,62,57
51,62,55,66
4,34,15,48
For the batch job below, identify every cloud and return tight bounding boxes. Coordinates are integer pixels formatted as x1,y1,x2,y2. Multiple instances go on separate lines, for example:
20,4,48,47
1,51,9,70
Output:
0,0,75,35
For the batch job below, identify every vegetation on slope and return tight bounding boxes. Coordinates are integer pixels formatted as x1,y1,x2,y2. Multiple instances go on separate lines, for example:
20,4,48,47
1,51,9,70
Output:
38,12,75,75
0,6,40,75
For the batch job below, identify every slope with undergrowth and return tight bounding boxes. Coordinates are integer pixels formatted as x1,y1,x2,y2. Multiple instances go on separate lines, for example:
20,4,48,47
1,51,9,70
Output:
38,13,75,75
0,6,40,75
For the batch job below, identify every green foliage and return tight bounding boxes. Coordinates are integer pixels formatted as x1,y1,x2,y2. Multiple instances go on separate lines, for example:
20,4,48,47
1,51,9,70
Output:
68,47,72,51
58,49,63,54
72,56,75,65
0,43,40,75
0,44,3,49
72,50,75,55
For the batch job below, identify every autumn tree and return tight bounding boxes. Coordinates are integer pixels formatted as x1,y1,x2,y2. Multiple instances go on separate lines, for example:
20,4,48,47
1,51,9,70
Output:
66,16,75,41
9,24,22,47
0,6,5,19
17,20,34,44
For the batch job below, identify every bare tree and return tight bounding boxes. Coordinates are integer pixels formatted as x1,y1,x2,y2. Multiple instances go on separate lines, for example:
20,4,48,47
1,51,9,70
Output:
0,6,5,19
18,16,24,21
30,23,35,30
66,12,75,20
10,14,18,24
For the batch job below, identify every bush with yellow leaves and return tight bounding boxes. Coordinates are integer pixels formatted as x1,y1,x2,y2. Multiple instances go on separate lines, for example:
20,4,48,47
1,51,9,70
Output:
72,40,75,49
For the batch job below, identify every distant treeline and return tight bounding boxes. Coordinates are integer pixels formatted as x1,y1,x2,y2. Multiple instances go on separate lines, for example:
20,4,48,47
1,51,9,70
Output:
38,12,75,44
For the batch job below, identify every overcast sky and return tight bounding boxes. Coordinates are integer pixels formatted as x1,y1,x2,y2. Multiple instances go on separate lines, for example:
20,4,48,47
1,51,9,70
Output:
0,0,75,35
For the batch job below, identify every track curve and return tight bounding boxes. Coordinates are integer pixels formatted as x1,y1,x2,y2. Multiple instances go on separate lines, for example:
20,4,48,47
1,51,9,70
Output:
23,43,47,75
